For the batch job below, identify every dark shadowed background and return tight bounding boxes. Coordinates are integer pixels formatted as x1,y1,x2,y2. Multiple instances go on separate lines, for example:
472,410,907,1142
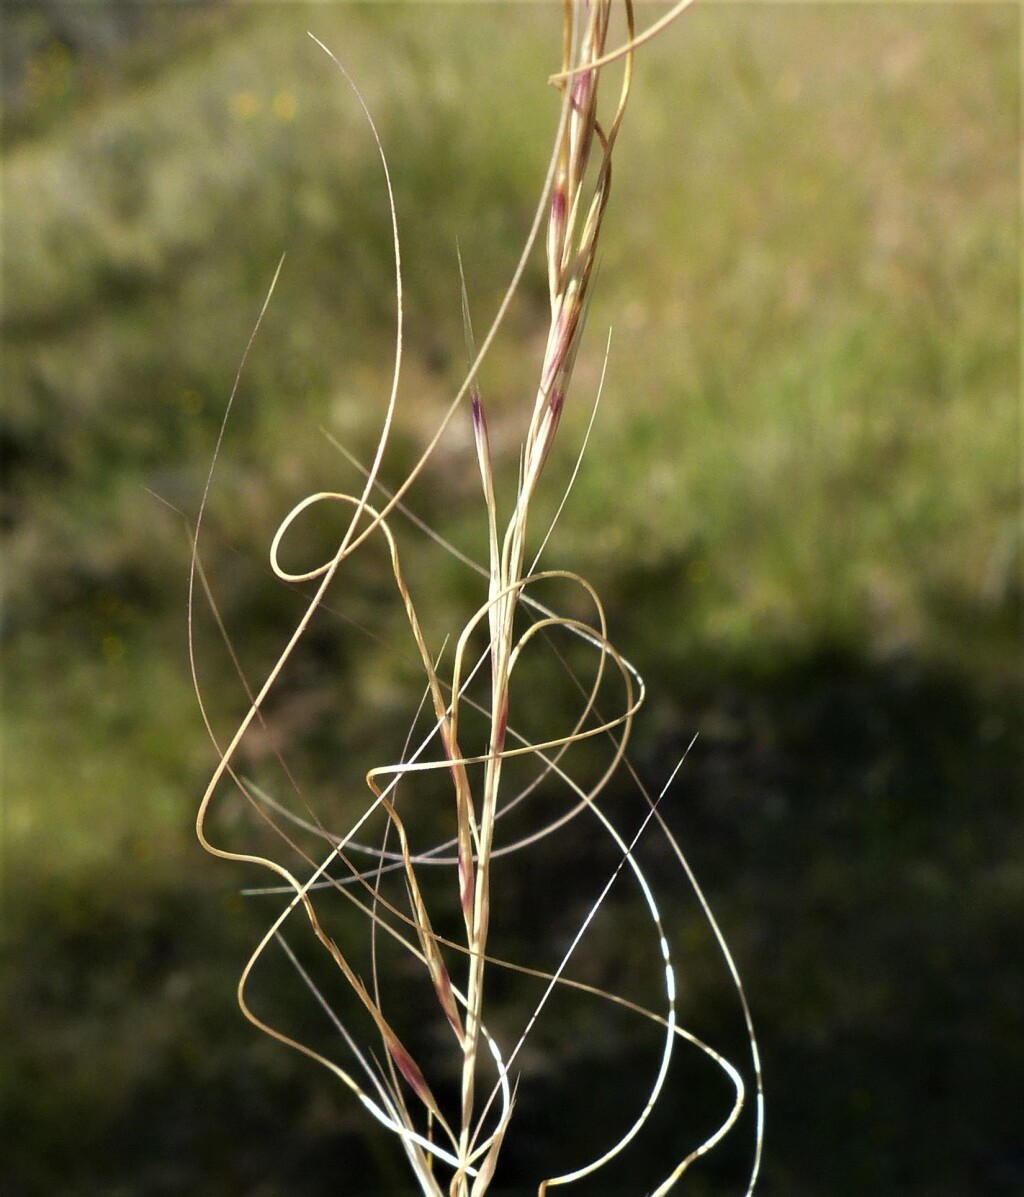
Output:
2,3,1020,1195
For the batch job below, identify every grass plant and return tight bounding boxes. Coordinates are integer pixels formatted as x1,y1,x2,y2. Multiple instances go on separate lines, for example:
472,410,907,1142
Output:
192,4,760,1193
4,3,1016,1196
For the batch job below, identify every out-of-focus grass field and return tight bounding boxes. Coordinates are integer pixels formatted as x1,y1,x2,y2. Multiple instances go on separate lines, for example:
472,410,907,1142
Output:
2,4,1020,1196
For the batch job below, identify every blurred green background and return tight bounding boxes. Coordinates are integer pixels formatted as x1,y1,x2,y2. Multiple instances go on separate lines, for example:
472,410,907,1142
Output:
2,2,1020,1195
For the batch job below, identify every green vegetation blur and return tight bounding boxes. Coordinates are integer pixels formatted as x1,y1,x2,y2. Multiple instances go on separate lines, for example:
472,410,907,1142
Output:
2,4,1019,1195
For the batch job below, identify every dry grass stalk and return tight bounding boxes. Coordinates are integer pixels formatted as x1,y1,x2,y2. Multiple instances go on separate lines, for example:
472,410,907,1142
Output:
191,3,761,1194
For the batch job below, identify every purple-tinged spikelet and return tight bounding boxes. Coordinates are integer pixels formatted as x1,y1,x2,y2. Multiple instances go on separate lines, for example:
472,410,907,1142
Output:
550,184,566,228
471,389,497,515
385,1031,437,1114
433,957,464,1039
548,185,568,291
458,844,476,928
571,66,593,113
494,692,509,757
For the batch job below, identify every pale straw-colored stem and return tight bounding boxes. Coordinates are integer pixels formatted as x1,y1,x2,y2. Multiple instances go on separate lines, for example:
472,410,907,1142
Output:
456,2,635,1182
